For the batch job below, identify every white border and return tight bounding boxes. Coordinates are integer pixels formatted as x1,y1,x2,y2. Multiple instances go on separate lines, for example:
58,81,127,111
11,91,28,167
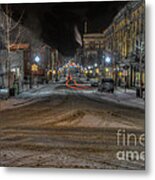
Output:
0,0,137,3
0,0,155,179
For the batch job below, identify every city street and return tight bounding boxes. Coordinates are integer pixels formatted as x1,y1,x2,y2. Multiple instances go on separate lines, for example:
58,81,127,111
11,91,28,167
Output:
0,1,145,170
0,79,145,169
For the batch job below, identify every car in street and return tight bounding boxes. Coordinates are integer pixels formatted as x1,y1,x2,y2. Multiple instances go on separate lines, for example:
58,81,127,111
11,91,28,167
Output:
90,79,99,87
98,78,114,93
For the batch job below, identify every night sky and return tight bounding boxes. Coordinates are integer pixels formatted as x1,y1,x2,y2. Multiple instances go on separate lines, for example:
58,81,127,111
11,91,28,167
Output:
4,1,128,56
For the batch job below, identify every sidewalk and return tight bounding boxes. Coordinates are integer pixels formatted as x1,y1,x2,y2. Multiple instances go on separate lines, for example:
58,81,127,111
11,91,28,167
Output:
116,86,136,94
21,84,45,93
93,87,144,110
0,84,46,111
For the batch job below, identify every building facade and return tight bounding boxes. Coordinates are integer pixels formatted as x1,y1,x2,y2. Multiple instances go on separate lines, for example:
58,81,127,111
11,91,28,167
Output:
102,0,145,88
81,1,145,87
82,33,105,66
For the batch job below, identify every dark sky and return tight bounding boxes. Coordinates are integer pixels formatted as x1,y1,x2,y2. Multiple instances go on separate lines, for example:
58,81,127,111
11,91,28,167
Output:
4,1,128,56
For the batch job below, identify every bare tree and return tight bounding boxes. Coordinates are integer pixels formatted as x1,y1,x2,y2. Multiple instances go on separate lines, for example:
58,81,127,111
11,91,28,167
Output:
0,4,24,89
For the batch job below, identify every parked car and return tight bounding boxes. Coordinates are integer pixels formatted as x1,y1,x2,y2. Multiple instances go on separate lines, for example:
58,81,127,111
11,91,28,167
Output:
90,79,99,87
0,87,9,100
98,78,114,93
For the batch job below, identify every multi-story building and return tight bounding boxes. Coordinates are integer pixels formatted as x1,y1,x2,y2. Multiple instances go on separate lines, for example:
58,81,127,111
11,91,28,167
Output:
0,43,31,91
0,5,61,90
102,0,145,88
83,33,105,50
81,1,144,84
82,33,105,66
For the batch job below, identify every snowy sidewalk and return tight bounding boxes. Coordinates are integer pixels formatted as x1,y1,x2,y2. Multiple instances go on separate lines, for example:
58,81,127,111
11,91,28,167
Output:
0,84,47,111
92,87,144,110
18,82,69,98
21,84,45,93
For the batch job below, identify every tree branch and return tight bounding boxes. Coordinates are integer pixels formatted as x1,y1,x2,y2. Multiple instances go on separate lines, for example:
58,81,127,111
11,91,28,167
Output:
9,9,25,32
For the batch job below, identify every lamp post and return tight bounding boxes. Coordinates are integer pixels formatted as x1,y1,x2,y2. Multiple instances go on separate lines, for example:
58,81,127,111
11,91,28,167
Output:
34,55,40,87
94,63,98,78
105,56,111,78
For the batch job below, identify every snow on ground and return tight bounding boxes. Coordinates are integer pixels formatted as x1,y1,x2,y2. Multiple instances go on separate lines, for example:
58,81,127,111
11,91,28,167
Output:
0,98,37,111
0,81,145,111
0,91,144,169
93,88,144,110
58,87,144,110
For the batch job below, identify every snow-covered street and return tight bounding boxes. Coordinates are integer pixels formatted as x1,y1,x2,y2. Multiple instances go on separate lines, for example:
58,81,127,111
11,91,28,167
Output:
0,1,146,171
0,81,145,169
0,80,144,111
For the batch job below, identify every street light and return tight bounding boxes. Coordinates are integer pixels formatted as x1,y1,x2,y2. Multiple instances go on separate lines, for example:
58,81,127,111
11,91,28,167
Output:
94,63,98,67
35,56,40,63
89,70,93,74
105,56,111,64
88,66,91,70
105,68,109,72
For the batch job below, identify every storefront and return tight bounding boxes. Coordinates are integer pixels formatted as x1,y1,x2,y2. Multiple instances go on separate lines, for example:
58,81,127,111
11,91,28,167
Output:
116,62,145,88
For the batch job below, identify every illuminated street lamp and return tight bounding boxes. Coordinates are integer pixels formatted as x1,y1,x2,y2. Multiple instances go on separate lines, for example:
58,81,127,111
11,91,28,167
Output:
85,70,88,74
105,56,111,64
88,66,91,70
89,70,93,74
94,63,98,67
105,67,109,72
95,68,99,74
53,70,56,75
35,56,40,63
